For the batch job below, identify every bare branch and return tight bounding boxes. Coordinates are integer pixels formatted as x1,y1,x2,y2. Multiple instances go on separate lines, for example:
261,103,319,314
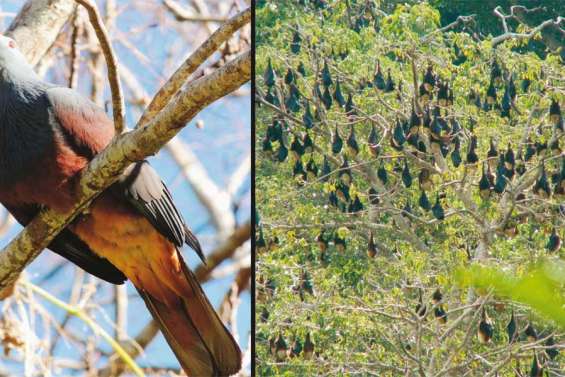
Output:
195,221,251,283
227,154,251,200
163,0,228,23
422,14,476,42
75,0,125,133
492,10,564,48
167,137,235,234
138,7,251,126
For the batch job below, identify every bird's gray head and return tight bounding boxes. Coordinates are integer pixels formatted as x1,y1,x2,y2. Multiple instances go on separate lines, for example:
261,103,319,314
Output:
0,35,38,80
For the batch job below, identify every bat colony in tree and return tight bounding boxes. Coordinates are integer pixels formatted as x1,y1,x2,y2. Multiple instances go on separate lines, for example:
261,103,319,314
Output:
256,1,563,375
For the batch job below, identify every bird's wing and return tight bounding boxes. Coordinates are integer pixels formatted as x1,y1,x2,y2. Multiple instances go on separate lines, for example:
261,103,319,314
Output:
4,204,126,284
47,88,204,262
46,86,115,159
111,161,205,262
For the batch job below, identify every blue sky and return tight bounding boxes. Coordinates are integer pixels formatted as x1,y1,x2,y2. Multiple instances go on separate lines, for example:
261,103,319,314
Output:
0,0,250,374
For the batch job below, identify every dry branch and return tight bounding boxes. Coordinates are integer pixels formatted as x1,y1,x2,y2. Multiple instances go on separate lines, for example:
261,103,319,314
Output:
492,6,564,48
163,0,228,23
75,0,125,133
138,7,251,126
167,137,236,234
195,221,251,282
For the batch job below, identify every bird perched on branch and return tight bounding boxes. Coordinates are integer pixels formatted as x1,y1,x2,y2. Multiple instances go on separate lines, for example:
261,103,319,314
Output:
0,35,241,376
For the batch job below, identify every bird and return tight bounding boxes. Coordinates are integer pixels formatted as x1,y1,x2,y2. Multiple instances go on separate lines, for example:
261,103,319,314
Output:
0,35,241,376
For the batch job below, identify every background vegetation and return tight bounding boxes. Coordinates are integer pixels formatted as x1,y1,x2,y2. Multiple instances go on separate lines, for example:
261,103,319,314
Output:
256,1,564,375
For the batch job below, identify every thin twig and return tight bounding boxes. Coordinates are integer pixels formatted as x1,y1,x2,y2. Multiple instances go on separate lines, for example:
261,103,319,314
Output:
138,7,251,126
75,0,125,133
22,281,144,377
163,0,227,23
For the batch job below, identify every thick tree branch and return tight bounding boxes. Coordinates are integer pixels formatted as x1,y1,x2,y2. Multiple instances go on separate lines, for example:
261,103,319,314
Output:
0,50,250,293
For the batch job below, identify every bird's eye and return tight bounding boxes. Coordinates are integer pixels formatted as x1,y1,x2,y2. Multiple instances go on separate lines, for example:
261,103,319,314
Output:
7,40,16,49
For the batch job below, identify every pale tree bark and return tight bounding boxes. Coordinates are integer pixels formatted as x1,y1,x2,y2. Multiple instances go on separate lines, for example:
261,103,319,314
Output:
6,0,76,66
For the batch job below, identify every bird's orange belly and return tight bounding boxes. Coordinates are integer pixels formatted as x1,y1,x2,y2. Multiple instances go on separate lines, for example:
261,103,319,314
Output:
70,192,188,305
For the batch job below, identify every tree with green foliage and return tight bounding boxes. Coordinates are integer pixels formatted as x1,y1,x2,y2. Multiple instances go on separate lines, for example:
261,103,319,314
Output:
256,1,564,375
